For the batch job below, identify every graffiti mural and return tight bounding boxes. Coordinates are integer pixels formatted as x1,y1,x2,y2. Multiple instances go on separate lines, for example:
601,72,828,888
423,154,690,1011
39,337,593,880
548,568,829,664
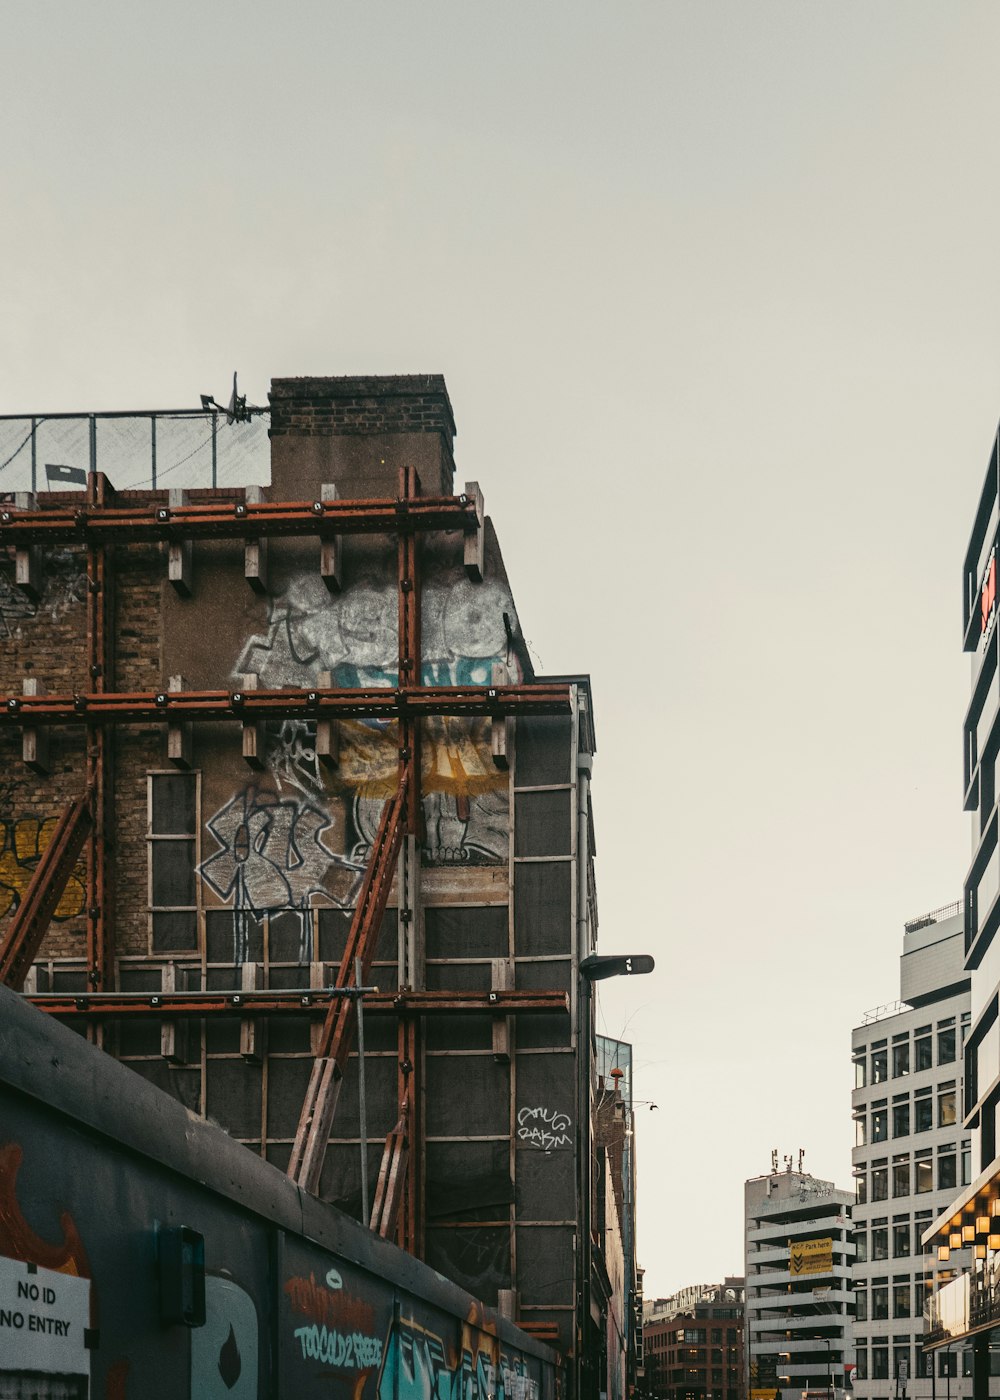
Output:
199,787,363,963
285,1270,385,1372
376,1314,540,1400
516,1107,573,1155
234,570,520,867
0,817,86,922
0,551,87,638
0,1142,90,1278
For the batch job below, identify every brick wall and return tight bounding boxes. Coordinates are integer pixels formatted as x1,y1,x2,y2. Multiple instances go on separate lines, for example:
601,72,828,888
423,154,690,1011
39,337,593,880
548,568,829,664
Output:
269,374,456,440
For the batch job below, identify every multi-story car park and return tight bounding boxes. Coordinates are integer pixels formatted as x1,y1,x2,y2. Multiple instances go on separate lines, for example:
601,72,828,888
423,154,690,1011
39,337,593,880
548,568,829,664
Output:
744,1166,854,1400
851,904,974,1400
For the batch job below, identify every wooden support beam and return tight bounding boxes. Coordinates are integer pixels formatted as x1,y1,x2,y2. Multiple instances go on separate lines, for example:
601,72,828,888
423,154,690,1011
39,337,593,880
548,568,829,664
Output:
240,962,265,1062
287,777,408,1195
491,957,514,1063
166,674,192,768
320,483,342,592
237,673,265,769
14,493,40,601
21,677,49,775
0,794,93,990
167,489,193,597
159,963,189,1064
243,485,269,594
370,1105,409,1238
315,671,339,770
463,481,485,582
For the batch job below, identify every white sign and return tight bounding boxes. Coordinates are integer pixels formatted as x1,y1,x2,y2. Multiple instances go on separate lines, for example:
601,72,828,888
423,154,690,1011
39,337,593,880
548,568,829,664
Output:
0,1254,91,1378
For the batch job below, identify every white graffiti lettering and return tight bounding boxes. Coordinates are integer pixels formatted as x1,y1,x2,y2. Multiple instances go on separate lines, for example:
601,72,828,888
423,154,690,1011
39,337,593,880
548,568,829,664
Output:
516,1106,572,1153
294,1323,384,1370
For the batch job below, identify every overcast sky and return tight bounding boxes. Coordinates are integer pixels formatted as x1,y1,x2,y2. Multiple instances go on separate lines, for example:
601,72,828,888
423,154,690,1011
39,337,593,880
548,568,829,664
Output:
4,1,1000,1297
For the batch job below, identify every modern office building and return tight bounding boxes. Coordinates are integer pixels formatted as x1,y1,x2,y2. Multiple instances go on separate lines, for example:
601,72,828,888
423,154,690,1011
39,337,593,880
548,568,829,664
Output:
0,375,641,1396
922,424,1000,1394
744,1165,854,1400
644,1282,744,1400
851,902,972,1400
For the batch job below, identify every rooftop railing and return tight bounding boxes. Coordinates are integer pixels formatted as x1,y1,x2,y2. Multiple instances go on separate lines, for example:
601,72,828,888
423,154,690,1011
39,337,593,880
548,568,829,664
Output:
0,410,271,495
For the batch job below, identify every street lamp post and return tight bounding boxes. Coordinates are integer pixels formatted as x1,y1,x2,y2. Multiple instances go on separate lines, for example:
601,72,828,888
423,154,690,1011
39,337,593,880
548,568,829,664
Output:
576,953,654,1400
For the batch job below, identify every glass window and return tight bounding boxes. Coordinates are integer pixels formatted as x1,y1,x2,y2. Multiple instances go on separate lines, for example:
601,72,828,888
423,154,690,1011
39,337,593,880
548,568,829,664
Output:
939,1149,957,1191
855,1350,868,1382
147,771,200,953
872,1045,888,1083
872,1163,889,1201
915,1154,933,1193
855,1231,868,1263
893,1284,911,1318
963,1351,973,1379
939,1082,957,1127
894,1344,912,1379
893,1158,911,1197
855,1169,868,1206
893,1100,910,1138
872,1103,888,1142
855,1053,868,1089
855,1113,868,1148
915,1092,933,1132
873,1345,889,1379
962,1140,972,1186
940,1354,957,1378
893,1221,911,1257
711,1330,722,1344
872,1225,889,1260
893,1040,910,1077
872,1285,889,1320
855,1289,868,1322
939,1022,957,1065
915,1028,932,1071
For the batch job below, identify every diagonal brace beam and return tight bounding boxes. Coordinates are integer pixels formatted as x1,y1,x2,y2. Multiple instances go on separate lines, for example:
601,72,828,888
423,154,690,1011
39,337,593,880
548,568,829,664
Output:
0,794,93,990
287,775,408,1195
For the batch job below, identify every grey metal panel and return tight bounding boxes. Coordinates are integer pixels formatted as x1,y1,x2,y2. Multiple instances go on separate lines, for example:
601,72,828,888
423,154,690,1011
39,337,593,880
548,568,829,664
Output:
425,905,508,958
514,717,573,786
425,1057,511,1137
514,792,572,858
514,864,572,956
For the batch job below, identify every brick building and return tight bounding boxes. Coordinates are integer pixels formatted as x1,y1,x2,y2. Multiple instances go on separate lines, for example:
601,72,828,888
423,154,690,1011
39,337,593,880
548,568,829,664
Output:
0,374,640,1397
644,1287,744,1400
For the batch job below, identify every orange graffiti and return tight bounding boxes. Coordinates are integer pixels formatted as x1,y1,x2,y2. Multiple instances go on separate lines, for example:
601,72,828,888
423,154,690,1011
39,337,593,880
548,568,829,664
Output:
283,1272,375,1333
0,817,86,920
0,1142,90,1277
332,718,506,800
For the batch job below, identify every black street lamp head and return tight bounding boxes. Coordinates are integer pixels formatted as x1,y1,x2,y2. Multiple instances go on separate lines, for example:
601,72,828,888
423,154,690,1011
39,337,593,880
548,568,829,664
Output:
580,953,654,981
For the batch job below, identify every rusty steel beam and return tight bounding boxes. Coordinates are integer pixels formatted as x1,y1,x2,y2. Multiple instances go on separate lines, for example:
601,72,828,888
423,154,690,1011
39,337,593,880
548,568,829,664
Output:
85,472,115,994
0,493,480,545
24,988,569,1018
0,682,572,726
288,779,409,1195
0,795,94,990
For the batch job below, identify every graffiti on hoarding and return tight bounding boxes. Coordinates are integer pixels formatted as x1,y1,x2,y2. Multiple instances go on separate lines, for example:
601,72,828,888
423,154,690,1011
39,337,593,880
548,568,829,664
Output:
516,1106,572,1154
0,816,86,922
285,1272,383,1372
293,1323,384,1369
376,1314,540,1400
0,1142,90,1278
199,786,363,963
234,571,520,866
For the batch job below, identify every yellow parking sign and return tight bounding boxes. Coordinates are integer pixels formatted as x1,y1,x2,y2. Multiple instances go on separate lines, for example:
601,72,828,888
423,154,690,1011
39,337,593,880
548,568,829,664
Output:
789,1237,833,1276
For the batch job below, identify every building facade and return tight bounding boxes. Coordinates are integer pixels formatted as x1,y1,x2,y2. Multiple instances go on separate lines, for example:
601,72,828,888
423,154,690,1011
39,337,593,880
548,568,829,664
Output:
744,1168,854,1400
851,903,972,1399
921,424,1000,1393
0,375,637,1395
644,1283,744,1400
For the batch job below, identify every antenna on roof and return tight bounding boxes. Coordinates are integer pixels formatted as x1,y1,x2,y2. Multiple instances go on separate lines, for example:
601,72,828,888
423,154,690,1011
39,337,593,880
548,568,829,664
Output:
199,372,261,424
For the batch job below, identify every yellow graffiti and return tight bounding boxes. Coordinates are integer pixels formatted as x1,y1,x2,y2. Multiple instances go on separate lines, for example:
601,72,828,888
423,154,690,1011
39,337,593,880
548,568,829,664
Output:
0,817,87,921
332,719,506,800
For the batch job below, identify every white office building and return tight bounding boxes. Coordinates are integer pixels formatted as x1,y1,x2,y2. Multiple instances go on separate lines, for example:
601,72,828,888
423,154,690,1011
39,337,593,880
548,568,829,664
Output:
744,1165,855,1400
851,903,973,1400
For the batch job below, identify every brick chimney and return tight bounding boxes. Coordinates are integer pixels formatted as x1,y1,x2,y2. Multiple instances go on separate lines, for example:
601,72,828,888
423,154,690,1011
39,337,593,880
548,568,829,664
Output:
268,374,456,500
